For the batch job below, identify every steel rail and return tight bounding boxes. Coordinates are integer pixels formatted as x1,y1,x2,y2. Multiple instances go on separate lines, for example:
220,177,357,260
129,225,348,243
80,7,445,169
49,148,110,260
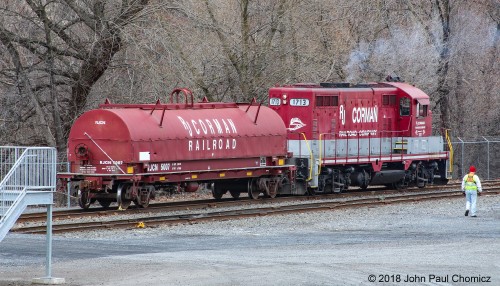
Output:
13,189,500,235
16,180,500,224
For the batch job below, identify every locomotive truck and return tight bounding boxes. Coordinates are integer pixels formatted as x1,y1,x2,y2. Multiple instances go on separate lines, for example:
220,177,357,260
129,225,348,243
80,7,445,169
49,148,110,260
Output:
60,82,452,209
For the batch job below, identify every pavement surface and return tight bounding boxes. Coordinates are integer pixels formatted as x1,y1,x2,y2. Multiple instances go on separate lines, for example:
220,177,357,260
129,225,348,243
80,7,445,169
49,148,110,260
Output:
0,195,499,286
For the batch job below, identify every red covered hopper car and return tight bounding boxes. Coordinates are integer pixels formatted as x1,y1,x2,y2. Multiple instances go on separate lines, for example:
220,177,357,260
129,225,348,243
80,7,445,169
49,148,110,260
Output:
62,89,291,209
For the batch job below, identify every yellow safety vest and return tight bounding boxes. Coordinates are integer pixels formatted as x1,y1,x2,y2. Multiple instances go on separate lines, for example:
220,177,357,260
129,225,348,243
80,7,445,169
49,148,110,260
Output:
464,173,478,191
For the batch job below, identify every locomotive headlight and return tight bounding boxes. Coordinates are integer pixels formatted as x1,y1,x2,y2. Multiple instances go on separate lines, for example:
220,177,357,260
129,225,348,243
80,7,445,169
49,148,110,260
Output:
282,94,288,104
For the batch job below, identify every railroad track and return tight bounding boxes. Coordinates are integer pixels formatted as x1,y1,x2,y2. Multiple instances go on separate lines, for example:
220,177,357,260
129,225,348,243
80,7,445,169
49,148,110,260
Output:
13,188,500,234
17,180,500,224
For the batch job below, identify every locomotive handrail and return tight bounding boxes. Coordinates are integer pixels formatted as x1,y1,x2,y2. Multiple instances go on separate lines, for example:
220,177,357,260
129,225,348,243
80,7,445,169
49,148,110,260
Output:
317,128,449,163
446,129,454,174
170,88,194,106
319,133,324,171
300,132,314,183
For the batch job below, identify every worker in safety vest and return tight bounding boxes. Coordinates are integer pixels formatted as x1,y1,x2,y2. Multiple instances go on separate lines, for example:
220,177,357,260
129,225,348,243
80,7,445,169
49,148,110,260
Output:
461,165,483,217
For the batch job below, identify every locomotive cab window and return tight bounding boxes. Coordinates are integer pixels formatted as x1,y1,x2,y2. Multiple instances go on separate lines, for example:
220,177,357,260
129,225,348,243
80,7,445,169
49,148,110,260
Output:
399,97,410,116
417,103,428,117
383,94,397,106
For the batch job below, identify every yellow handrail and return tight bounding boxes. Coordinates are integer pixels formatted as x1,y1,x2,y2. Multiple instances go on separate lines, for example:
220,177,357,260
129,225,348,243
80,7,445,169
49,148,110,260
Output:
300,132,314,181
445,129,453,174
319,133,323,178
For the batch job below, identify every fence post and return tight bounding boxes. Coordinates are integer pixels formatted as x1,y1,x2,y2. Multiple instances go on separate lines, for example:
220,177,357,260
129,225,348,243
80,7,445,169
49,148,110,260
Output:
66,162,71,208
457,137,464,178
46,203,53,278
482,136,490,180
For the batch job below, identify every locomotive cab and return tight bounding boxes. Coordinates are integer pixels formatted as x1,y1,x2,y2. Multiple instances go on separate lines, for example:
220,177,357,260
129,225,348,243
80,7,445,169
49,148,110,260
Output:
395,88,432,139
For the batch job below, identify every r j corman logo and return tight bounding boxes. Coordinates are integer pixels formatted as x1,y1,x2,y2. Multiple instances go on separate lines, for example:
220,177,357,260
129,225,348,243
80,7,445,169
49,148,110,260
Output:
340,105,378,125
177,116,238,152
288,117,306,131
352,106,378,123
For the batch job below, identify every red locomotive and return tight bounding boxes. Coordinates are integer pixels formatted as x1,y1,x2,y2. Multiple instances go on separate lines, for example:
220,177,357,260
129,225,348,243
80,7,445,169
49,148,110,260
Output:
61,82,452,209
269,81,451,195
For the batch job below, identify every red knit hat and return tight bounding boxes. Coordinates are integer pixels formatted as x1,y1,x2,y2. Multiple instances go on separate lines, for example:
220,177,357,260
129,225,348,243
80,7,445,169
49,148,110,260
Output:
469,166,476,173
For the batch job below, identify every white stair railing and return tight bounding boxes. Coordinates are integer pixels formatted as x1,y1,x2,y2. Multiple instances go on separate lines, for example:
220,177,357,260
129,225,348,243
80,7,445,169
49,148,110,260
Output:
0,146,57,241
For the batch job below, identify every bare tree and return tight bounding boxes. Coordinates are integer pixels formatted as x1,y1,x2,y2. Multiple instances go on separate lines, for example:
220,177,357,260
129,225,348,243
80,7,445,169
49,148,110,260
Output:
124,0,292,102
193,0,290,101
1,0,497,152
0,0,150,151
405,0,453,131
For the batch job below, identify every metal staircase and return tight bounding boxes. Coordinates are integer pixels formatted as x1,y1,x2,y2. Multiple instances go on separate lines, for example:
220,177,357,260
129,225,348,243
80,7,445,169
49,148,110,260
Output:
0,146,57,242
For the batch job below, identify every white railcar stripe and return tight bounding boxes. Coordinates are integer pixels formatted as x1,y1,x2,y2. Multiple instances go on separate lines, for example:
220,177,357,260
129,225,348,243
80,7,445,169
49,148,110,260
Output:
322,153,448,164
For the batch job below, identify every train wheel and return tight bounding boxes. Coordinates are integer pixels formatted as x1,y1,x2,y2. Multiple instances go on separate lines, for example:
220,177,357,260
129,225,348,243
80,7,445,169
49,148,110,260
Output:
77,188,91,209
248,189,260,199
229,190,240,199
417,179,427,188
359,170,369,190
248,179,260,199
118,200,131,210
117,183,132,210
392,181,402,190
212,188,224,201
98,199,112,209
417,165,428,188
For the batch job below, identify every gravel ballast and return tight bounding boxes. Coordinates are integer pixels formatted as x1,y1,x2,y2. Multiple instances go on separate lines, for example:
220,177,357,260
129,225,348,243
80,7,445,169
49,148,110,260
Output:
1,195,499,286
